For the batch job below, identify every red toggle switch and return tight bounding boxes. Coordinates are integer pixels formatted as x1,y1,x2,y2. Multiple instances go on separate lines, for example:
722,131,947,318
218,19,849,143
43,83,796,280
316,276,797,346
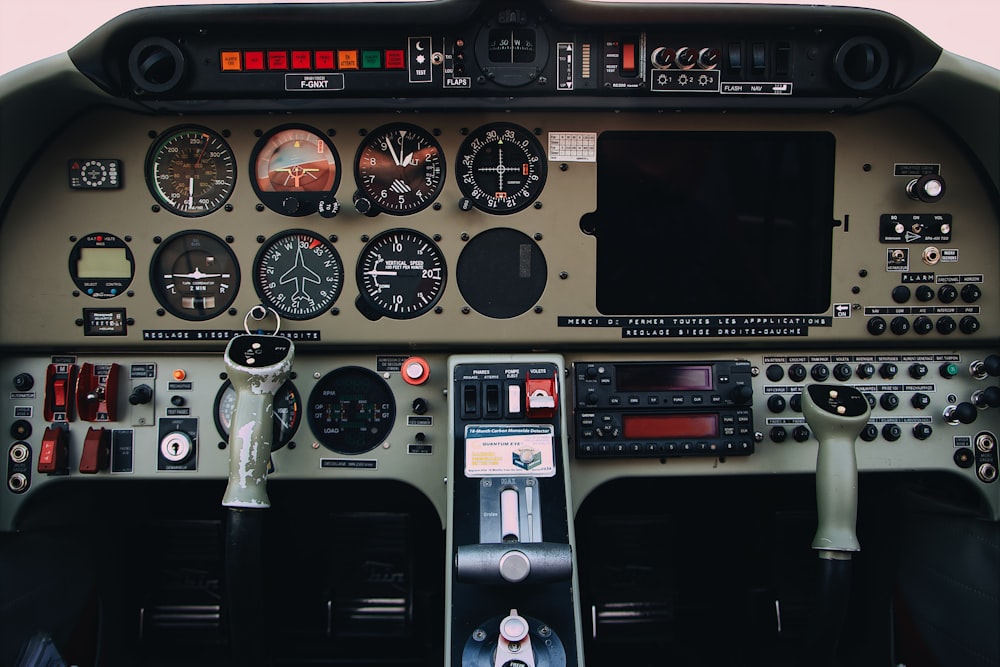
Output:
38,425,69,474
621,42,637,75
79,427,111,474
525,374,558,418
43,363,78,422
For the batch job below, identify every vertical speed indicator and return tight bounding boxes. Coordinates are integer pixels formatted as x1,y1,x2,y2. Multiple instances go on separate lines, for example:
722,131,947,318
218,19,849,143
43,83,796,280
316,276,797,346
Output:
355,229,446,320
455,122,546,214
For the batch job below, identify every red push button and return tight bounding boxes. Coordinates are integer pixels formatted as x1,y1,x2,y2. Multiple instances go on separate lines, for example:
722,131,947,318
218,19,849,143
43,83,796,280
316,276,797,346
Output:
245,51,265,70
267,51,289,70
401,357,430,386
385,50,406,70
315,50,335,70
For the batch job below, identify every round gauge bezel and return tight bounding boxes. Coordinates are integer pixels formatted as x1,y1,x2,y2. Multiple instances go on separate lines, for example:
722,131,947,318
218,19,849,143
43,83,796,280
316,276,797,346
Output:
353,122,445,215
68,233,135,299
455,122,547,215
253,229,344,320
213,379,301,451
307,366,396,455
249,124,341,217
145,125,236,217
355,228,447,320
149,230,240,321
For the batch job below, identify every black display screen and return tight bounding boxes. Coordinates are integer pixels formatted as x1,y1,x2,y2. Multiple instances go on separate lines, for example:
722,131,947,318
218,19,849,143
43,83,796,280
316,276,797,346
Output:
585,131,835,315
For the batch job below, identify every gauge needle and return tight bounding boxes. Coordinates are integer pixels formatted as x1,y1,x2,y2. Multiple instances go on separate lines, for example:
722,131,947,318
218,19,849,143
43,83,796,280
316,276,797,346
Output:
402,152,414,167
386,136,403,166
188,176,195,207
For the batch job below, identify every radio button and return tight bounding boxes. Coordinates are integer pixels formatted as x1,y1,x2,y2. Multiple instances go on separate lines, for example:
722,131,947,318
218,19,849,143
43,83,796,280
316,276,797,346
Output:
648,396,660,405
628,396,641,405
609,396,622,406
672,396,685,405
691,395,704,405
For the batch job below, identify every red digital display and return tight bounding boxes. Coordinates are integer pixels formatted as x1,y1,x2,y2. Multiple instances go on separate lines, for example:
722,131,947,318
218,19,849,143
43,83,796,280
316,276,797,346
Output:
622,413,719,439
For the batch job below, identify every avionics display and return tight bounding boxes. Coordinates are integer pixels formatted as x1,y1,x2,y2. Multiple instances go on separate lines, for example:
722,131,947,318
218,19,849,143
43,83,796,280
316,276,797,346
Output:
586,131,835,315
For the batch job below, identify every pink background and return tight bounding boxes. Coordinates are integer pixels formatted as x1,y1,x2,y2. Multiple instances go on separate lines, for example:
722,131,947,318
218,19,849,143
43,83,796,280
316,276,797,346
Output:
2,0,998,76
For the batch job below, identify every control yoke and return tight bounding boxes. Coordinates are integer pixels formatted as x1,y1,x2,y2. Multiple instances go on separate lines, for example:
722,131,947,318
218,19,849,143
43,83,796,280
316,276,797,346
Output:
801,384,871,557
221,312,294,509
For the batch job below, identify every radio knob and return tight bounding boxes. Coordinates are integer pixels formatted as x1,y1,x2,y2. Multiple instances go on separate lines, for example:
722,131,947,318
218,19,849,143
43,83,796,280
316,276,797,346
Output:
882,424,902,442
584,366,599,380
867,317,887,336
890,317,910,335
961,284,982,303
811,364,830,382
936,316,957,335
913,423,933,440
879,363,898,379
833,363,853,381
880,393,899,411
856,363,876,379
792,425,811,442
585,391,599,405
959,316,980,334
914,285,935,302
937,285,958,303
767,395,786,413
911,392,931,409
788,364,807,382
730,385,753,404
913,316,934,335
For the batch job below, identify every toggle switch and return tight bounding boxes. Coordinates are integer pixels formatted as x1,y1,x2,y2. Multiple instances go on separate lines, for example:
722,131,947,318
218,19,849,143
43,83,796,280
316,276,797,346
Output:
79,426,111,474
525,375,558,418
44,363,78,422
38,425,69,474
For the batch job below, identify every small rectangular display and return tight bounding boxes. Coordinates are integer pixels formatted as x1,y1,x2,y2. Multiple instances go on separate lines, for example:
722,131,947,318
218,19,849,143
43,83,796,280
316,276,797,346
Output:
622,414,719,440
77,247,132,278
615,364,712,391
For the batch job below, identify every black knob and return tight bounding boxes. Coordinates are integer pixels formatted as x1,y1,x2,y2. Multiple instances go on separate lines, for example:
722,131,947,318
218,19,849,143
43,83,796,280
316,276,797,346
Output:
129,384,153,406
936,316,957,335
985,355,1000,377
12,373,34,392
864,392,877,409
811,364,830,382
792,425,811,442
891,285,911,303
949,402,978,425
890,316,910,335
881,424,901,442
833,363,853,381
913,423,933,440
867,316,887,336
170,395,185,407
961,284,982,303
937,285,958,303
788,364,807,382
585,391,599,405
908,363,928,379
910,393,931,410
860,424,879,442
913,316,934,335
879,363,898,379
974,386,1000,409
730,385,753,404
856,363,876,379
880,393,899,411
960,316,980,335
281,196,301,215
10,419,31,439
353,193,374,215
767,395,787,413
412,397,429,415
584,366,599,379
915,285,935,302
765,364,784,382
789,393,802,412
770,426,788,443
906,174,946,203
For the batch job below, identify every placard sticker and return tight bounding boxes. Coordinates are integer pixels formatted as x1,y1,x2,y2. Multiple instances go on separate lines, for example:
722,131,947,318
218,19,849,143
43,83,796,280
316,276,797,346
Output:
464,424,556,478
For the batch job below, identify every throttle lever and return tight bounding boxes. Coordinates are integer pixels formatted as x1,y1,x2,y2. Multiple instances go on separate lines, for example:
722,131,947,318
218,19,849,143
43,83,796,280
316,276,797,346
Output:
221,332,294,508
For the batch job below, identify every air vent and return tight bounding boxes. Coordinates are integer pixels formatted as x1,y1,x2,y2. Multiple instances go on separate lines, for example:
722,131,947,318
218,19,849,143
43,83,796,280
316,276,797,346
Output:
128,37,185,94
834,36,889,91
